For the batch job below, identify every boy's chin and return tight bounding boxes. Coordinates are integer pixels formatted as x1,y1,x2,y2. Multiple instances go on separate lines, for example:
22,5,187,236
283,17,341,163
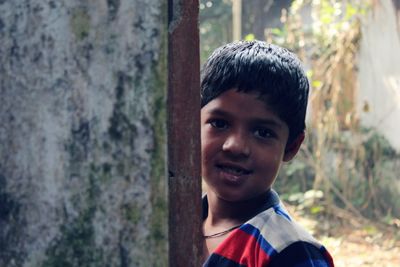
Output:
213,190,257,203
212,186,273,204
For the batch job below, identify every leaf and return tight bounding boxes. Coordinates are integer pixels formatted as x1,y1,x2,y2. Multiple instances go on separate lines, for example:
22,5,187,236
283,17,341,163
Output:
363,225,378,235
312,80,323,88
310,205,324,214
321,14,333,24
244,33,255,41
345,3,358,20
270,28,283,36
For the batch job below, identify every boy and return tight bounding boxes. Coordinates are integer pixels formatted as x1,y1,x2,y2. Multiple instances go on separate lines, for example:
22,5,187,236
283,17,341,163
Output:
200,41,334,266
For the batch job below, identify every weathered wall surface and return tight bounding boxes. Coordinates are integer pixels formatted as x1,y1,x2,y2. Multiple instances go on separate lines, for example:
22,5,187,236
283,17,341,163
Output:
358,0,400,151
0,0,167,266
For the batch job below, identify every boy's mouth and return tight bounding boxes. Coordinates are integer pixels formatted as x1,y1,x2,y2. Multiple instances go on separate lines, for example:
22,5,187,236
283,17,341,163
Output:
216,163,252,176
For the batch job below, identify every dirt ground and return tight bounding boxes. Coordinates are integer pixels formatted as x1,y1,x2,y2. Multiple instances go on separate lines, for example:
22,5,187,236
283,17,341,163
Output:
287,204,400,267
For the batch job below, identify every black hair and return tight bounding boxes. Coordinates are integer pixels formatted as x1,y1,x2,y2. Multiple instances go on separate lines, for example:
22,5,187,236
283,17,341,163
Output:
200,40,309,144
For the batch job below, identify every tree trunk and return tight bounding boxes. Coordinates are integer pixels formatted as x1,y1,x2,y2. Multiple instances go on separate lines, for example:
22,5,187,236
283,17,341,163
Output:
0,0,167,266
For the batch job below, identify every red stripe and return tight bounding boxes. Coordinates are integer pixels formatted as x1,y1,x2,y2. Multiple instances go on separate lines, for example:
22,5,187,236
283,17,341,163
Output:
324,250,335,267
214,229,270,266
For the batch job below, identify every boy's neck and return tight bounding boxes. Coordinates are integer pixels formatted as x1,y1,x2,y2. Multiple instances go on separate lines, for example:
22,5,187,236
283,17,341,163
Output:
206,190,270,226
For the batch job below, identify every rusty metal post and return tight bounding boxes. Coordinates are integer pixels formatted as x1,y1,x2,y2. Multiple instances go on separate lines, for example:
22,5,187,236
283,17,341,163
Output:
168,0,202,266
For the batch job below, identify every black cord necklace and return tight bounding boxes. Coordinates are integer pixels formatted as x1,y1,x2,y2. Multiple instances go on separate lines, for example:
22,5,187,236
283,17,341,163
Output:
203,224,242,239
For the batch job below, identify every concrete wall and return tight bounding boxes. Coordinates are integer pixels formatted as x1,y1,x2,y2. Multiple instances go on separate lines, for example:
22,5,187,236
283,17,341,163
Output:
358,0,400,151
0,0,167,266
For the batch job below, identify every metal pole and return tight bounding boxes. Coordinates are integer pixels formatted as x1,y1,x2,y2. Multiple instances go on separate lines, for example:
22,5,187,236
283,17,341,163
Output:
168,0,202,266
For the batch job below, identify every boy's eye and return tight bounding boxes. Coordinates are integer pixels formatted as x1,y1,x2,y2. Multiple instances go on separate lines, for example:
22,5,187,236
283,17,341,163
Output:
254,128,275,139
209,119,228,130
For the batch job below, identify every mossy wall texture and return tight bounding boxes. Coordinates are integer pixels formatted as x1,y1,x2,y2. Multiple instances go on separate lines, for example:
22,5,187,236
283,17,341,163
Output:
0,0,167,266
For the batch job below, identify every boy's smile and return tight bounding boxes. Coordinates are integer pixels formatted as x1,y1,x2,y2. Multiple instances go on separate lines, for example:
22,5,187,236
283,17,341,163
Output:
201,89,299,202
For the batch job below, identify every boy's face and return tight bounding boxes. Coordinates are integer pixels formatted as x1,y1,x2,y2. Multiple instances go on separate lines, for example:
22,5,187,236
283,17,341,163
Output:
201,89,301,202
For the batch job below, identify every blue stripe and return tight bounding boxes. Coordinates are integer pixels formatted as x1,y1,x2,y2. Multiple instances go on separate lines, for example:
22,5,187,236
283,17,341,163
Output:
203,253,245,267
294,259,331,267
319,245,328,254
273,204,292,221
240,223,277,257
268,241,333,267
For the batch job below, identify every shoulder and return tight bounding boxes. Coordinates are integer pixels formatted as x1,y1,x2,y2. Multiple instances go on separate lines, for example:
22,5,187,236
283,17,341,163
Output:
247,204,334,266
249,203,319,250
269,241,334,267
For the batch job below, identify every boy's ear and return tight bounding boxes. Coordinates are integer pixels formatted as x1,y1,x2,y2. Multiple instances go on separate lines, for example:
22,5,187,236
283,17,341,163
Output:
283,132,305,162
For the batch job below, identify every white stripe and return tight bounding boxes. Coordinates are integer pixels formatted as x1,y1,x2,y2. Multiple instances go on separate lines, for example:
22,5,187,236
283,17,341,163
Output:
246,204,323,253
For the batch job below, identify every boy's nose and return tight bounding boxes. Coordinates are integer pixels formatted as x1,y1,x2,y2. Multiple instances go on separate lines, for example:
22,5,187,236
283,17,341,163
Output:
222,133,250,158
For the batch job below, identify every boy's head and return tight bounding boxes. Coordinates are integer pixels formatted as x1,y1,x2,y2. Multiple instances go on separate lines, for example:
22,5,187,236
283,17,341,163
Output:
201,40,309,144
200,41,309,201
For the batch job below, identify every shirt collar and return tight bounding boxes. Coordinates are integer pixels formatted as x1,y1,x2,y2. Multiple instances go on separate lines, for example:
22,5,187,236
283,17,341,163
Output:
202,189,280,220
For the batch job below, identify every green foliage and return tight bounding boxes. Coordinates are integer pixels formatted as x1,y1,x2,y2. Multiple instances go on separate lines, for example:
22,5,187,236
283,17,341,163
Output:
285,190,325,215
269,0,400,223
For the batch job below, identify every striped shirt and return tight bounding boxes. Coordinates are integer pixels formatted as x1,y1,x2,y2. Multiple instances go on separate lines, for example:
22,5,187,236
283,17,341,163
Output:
203,190,334,267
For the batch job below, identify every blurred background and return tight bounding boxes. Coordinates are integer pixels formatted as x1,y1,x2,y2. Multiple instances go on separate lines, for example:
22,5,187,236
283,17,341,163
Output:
200,0,400,266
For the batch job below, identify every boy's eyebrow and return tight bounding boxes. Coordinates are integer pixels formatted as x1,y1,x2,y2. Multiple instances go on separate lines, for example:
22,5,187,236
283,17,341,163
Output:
250,118,283,128
206,108,284,128
206,108,231,117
